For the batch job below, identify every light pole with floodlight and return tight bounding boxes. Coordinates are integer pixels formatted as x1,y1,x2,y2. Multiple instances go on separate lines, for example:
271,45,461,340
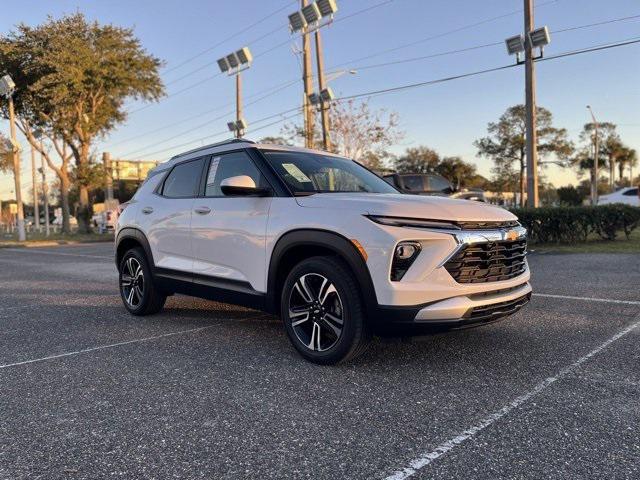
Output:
217,47,252,138
505,1,550,208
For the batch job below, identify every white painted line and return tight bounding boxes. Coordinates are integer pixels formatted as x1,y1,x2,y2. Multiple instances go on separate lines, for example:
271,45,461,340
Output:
384,315,640,480
533,293,640,306
0,326,214,370
0,248,111,260
0,313,272,370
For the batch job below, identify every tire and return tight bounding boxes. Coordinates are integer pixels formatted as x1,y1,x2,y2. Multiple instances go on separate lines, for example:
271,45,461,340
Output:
119,247,166,316
281,256,370,365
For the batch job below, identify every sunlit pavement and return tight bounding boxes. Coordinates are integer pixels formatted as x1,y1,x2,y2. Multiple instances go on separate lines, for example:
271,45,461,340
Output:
0,243,638,480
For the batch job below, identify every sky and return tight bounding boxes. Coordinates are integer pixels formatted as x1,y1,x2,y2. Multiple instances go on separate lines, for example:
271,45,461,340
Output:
1,0,639,201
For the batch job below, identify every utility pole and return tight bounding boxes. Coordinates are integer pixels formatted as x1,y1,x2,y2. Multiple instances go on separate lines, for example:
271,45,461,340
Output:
524,0,539,208
236,73,243,138
301,0,315,149
39,141,50,237
587,105,599,205
8,94,26,241
103,152,114,201
31,146,40,230
314,30,331,151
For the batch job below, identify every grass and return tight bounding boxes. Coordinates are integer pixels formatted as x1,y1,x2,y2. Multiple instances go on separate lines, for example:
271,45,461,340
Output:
0,231,114,248
530,228,640,254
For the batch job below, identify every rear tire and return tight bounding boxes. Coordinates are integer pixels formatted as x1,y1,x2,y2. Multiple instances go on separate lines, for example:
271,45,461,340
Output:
119,247,166,316
281,256,370,365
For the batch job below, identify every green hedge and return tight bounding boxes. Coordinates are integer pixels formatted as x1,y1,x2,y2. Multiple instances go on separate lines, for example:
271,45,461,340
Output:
510,205,640,244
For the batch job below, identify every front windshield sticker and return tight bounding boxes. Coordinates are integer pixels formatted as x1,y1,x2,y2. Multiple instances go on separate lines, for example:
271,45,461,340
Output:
282,163,311,183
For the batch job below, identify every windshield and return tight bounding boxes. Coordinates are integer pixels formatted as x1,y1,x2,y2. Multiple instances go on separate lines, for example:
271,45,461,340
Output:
263,150,398,195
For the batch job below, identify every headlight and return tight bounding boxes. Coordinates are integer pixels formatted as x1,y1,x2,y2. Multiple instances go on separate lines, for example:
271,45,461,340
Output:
391,241,421,281
366,215,460,231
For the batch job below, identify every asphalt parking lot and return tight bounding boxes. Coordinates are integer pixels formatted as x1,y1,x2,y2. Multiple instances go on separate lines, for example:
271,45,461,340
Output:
0,243,638,480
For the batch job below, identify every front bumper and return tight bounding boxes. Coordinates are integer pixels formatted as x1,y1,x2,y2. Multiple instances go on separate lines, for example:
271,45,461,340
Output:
414,282,532,324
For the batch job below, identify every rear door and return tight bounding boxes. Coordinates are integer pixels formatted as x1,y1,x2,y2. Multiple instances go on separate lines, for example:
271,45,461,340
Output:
139,157,205,273
190,150,273,292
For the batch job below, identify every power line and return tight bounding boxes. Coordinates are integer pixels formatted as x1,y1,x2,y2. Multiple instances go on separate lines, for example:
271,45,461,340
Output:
131,108,303,160
119,80,300,158
162,0,297,76
128,0,397,114
335,36,640,103
125,36,640,161
115,12,639,149
107,78,299,151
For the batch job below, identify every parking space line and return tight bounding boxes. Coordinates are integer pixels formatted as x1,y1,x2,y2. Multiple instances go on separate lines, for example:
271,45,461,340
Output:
533,293,640,305
383,313,640,480
0,326,216,370
0,248,111,260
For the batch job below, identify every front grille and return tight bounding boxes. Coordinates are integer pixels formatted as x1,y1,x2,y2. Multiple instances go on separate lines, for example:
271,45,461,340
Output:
467,293,531,321
454,220,520,230
444,238,527,283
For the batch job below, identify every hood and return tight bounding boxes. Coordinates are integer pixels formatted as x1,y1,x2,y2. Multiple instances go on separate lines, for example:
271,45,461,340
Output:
295,193,516,222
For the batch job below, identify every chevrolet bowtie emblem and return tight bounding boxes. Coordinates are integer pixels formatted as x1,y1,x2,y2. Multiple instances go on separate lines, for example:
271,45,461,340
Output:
504,229,519,241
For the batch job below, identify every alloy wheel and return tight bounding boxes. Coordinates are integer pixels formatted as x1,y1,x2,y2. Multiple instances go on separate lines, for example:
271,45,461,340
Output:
288,273,344,352
121,257,144,308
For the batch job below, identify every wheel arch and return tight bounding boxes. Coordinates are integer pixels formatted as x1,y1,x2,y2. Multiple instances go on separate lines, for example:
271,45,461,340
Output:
115,227,154,270
266,229,378,316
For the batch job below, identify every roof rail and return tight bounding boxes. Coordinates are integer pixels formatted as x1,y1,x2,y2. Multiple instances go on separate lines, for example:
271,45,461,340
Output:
171,138,255,160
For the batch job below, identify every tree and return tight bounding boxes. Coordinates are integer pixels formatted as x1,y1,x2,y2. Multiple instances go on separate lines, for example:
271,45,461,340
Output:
0,132,11,173
284,99,402,169
258,136,292,146
617,147,638,183
556,185,583,206
475,105,573,206
434,156,488,188
394,146,440,174
0,13,164,232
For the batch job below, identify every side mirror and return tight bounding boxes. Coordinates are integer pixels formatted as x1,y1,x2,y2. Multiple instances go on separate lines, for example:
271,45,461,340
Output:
220,175,271,197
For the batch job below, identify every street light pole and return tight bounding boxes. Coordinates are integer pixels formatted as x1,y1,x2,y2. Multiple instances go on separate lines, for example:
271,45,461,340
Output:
302,0,315,149
236,72,243,138
314,29,331,151
587,105,599,205
8,95,26,241
524,0,539,208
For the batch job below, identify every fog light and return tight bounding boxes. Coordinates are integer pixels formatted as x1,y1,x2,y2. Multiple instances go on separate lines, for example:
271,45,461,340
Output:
391,241,421,281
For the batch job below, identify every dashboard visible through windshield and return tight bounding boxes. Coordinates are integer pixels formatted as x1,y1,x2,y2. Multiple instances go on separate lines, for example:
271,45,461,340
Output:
263,150,398,195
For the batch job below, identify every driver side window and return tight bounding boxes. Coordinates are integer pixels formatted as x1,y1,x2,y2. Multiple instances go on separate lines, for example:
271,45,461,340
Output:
205,151,266,197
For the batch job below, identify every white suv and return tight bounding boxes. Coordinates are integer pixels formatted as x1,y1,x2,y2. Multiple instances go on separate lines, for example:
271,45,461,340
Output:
116,139,531,364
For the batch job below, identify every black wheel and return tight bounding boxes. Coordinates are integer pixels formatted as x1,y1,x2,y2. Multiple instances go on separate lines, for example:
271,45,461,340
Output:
281,256,370,365
119,247,166,315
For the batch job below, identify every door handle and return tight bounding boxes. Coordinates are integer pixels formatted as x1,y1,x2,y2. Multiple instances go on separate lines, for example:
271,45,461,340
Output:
194,206,212,215
141,207,154,214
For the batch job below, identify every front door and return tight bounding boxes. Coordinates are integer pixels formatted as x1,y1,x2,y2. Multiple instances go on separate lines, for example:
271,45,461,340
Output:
190,151,272,293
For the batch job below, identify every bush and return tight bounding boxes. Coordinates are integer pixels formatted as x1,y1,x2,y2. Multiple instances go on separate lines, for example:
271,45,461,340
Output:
510,204,640,244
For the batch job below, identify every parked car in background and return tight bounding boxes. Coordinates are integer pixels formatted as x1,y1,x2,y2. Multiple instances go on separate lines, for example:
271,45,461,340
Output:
598,186,639,206
92,200,121,232
383,172,486,202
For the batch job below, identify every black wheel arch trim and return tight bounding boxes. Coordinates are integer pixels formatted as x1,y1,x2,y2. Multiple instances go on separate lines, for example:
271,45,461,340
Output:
115,227,155,270
266,229,378,316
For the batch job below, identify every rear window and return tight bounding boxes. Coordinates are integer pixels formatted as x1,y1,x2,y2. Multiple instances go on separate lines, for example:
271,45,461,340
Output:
623,188,639,196
161,158,204,198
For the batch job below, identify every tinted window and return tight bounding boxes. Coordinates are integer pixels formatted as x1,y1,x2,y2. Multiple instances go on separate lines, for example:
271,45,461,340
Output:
264,151,397,194
426,175,452,192
402,175,426,192
205,151,266,197
162,158,204,198
622,188,638,196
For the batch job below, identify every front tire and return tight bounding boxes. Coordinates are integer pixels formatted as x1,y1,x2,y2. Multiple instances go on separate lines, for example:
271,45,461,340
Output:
281,256,370,365
119,247,166,315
